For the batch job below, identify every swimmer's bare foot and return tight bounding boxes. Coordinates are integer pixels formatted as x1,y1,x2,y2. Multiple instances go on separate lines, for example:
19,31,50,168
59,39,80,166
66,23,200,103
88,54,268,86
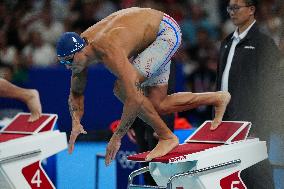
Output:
211,91,231,130
145,135,179,161
25,89,42,122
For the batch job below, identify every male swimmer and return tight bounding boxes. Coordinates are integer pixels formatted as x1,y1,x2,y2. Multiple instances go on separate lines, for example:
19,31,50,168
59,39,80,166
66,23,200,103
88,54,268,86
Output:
56,7,231,165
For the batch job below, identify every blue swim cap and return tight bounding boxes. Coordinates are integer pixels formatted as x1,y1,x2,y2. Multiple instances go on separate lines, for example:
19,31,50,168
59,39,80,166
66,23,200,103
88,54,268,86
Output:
56,32,86,57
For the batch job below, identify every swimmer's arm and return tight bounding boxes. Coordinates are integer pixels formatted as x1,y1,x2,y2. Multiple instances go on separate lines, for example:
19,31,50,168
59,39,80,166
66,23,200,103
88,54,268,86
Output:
101,44,144,165
90,29,143,138
99,45,143,139
95,32,144,165
69,68,88,124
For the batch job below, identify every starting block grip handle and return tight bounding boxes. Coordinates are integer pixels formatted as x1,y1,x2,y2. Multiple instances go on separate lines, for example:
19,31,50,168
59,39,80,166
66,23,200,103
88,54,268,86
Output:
0,149,41,164
128,167,167,188
128,166,149,186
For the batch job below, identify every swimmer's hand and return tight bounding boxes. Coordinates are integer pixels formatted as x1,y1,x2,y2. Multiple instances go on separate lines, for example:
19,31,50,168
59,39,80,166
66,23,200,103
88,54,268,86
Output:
105,134,121,166
68,122,87,154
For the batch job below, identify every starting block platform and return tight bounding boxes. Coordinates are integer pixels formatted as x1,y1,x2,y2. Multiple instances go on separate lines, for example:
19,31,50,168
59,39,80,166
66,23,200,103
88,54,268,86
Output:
0,113,67,189
127,121,268,189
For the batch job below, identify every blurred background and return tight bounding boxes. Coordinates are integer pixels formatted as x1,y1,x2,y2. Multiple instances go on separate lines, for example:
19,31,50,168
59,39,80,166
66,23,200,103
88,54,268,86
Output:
0,0,283,189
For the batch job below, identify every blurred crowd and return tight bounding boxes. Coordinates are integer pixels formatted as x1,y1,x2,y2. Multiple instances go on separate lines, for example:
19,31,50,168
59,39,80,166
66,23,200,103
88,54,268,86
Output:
0,0,283,124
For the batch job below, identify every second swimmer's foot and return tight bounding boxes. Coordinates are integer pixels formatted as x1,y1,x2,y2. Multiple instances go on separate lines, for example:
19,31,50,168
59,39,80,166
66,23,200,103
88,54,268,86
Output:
26,89,42,122
211,91,231,130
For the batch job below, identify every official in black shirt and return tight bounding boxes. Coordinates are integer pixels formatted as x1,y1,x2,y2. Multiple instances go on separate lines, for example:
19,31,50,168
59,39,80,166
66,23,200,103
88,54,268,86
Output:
216,0,281,188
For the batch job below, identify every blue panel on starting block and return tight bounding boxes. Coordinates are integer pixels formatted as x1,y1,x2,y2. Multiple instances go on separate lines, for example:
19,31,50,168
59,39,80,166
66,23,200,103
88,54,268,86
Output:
174,128,196,143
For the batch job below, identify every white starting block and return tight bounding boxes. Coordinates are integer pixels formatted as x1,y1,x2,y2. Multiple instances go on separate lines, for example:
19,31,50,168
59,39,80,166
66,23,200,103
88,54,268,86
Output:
0,113,67,189
127,121,268,189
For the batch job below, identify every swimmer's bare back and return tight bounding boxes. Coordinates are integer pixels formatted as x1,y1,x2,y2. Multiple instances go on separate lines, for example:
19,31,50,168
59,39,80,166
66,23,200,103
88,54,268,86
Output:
81,7,164,59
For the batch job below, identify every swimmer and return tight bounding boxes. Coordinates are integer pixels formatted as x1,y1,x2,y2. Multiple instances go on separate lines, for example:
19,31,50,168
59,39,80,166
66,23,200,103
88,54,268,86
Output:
56,7,231,165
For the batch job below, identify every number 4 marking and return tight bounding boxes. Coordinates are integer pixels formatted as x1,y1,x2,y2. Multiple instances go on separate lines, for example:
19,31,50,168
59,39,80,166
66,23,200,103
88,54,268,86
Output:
31,169,42,187
231,181,240,189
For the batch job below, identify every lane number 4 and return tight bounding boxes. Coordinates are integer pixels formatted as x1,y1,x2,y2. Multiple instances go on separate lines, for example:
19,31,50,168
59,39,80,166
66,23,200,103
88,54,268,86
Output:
31,169,42,187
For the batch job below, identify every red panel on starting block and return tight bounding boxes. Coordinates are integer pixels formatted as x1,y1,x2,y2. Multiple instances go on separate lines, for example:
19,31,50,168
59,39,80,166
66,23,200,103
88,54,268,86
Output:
186,121,251,144
3,115,50,133
231,126,250,142
0,113,57,134
0,133,27,143
127,143,220,163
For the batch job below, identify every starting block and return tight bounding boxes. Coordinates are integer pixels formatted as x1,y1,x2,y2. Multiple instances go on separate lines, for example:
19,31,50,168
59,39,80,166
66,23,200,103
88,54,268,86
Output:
0,113,67,189
127,121,268,189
